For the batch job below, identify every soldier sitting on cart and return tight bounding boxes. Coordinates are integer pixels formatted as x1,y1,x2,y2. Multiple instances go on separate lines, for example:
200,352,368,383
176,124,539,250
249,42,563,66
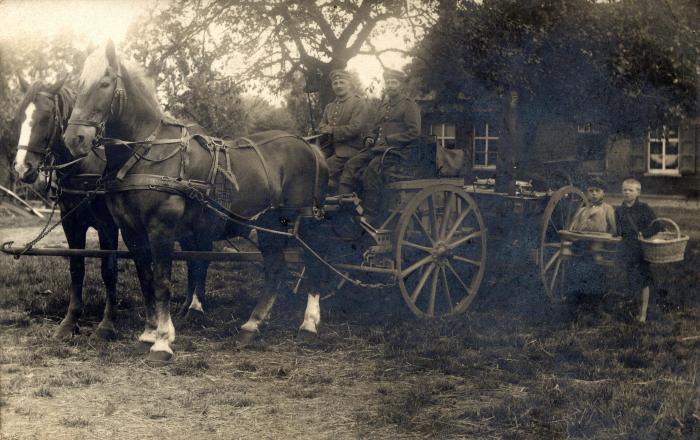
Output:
337,68,421,226
569,176,617,234
615,178,663,323
318,69,368,194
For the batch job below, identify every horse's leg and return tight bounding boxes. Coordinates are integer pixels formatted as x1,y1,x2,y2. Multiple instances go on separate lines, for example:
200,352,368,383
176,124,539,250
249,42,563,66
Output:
94,224,119,340
184,240,211,323
297,251,329,336
239,230,287,343
120,227,157,347
147,225,178,363
54,220,89,340
178,236,197,317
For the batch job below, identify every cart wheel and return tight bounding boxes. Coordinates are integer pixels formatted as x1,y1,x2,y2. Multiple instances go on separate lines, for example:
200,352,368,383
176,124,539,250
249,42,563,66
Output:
538,185,588,302
395,184,487,318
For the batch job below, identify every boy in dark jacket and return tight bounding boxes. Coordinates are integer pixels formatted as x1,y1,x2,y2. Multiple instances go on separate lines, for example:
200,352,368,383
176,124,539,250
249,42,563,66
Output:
615,178,661,322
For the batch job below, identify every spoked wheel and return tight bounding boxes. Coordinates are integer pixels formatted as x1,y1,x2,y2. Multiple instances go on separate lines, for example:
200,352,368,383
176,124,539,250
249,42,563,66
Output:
395,184,487,318
538,185,588,302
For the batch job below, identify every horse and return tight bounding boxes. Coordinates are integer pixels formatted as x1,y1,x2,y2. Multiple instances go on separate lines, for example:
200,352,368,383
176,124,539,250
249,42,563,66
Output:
13,77,121,340
63,41,330,363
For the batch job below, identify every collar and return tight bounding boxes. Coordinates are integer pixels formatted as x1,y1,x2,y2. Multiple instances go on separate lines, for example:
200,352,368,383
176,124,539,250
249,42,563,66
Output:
334,94,352,103
590,199,603,207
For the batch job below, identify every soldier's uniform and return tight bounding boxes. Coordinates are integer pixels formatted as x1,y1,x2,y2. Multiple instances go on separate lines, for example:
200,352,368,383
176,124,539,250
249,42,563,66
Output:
318,70,368,192
338,69,421,221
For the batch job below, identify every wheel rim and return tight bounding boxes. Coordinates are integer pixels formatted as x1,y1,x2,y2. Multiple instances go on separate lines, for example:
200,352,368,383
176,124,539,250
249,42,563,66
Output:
395,184,487,318
538,185,588,302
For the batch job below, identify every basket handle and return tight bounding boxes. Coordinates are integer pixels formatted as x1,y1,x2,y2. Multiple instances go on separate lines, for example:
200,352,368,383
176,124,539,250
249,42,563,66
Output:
650,217,681,239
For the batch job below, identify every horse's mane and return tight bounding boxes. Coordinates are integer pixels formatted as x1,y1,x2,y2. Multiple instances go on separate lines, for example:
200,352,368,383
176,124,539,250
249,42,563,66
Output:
80,44,162,123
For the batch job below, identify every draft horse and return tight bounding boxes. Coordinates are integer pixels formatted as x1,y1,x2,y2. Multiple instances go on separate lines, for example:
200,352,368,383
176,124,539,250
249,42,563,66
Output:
64,41,330,362
14,77,120,340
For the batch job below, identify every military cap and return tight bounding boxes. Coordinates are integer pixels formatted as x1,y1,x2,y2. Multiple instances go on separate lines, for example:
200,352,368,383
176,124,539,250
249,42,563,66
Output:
585,176,607,191
383,68,406,82
329,69,352,82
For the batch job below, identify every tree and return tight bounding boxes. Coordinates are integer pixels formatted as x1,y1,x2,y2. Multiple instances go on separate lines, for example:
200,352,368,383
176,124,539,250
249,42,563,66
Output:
124,0,436,120
412,0,699,135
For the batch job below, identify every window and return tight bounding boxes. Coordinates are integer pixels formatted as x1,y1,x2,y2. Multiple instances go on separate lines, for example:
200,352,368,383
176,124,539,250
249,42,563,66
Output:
473,122,498,169
647,126,680,175
430,123,456,149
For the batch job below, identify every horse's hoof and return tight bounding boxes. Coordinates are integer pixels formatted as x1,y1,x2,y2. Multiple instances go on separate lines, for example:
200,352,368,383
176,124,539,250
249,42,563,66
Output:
135,341,153,354
146,350,173,365
94,325,117,341
236,330,259,348
53,323,79,340
184,308,206,327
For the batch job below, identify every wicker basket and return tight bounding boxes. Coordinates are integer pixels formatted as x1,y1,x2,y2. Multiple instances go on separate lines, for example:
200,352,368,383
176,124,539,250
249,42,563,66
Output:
639,218,689,264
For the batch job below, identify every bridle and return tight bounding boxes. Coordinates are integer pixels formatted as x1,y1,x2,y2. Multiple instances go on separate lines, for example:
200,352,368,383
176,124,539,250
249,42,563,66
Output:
19,91,63,157
66,63,127,146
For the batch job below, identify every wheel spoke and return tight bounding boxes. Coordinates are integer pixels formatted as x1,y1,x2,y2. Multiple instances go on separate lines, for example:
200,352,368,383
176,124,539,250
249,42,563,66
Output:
428,268,439,316
447,230,483,250
401,254,433,278
444,206,473,241
543,242,560,248
401,240,433,253
411,263,435,303
440,266,454,312
452,255,482,267
543,250,561,273
446,260,472,295
439,193,456,239
412,213,435,245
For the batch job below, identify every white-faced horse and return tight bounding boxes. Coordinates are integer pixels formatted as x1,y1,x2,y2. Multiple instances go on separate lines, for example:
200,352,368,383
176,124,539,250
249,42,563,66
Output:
63,41,331,362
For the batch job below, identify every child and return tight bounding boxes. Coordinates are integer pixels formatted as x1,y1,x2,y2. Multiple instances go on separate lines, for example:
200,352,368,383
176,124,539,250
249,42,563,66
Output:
615,178,661,322
569,176,617,234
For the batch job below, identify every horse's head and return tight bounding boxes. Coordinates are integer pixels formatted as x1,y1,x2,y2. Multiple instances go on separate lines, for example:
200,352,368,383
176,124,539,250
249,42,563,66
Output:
14,76,69,183
64,40,127,158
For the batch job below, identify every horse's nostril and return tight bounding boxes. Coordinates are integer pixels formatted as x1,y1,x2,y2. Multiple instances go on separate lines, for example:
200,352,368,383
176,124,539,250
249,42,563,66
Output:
77,134,85,145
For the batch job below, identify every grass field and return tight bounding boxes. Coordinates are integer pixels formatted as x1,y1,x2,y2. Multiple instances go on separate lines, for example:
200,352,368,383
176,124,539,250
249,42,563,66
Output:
0,228,698,439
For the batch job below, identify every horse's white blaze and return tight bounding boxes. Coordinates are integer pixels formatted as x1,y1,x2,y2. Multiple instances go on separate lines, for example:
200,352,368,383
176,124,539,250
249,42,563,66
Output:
299,293,321,334
188,294,204,312
138,328,157,343
14,103,35,176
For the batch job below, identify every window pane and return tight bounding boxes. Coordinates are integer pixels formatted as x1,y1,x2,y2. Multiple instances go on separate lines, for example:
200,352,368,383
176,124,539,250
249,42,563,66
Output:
489,139,498,154
487,152,498,166
473,124,485,137
665,155,678,169
649,154,663,169
474,152,485,166
430,124,439,136
666,127,679,139
444,124,456,138
444,139,456,149
666,140,679,155
649,141,663,155
474,139,486,153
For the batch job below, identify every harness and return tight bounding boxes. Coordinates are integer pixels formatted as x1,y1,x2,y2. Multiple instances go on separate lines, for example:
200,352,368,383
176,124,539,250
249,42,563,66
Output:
98,120,324,222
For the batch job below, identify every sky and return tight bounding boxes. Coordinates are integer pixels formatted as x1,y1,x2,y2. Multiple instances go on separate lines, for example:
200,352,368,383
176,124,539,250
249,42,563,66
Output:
0,0,413,100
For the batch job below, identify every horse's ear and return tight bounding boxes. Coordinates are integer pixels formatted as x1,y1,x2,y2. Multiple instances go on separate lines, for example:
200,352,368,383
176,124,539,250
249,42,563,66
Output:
48,75,68,95
106,39,118,70
18,75,29,93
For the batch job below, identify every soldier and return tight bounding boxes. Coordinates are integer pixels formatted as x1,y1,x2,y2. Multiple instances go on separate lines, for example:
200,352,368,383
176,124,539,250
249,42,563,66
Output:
337,68,421,225
318,69,368,193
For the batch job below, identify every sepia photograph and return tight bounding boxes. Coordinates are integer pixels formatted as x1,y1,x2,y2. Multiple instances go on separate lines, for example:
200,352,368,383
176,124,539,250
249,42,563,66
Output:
0,0,698,438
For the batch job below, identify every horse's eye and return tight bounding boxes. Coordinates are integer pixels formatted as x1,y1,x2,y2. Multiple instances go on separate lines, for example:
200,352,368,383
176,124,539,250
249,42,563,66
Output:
100,81,111,88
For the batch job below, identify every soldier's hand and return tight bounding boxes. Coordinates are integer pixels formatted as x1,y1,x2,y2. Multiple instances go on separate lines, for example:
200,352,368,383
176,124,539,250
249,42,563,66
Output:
365,137,375,147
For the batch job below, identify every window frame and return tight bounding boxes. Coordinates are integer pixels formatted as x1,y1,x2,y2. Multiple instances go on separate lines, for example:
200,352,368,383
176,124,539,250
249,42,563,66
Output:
472,122,498,170
646,125,681,176
430,123,457,150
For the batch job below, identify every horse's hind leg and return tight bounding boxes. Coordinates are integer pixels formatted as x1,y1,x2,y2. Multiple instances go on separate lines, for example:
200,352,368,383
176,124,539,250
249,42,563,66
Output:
239,231,287,343
179,237,210,324
94,225,119,340
54,220,89,340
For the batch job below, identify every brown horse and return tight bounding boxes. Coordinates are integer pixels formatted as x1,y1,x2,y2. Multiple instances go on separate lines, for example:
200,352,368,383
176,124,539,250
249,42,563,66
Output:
64,41,330,362
14,77,121,340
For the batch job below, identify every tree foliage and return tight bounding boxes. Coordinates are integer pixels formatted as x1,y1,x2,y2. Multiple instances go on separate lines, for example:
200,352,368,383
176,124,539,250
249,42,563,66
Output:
413,0,699,134
124,0,436,114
